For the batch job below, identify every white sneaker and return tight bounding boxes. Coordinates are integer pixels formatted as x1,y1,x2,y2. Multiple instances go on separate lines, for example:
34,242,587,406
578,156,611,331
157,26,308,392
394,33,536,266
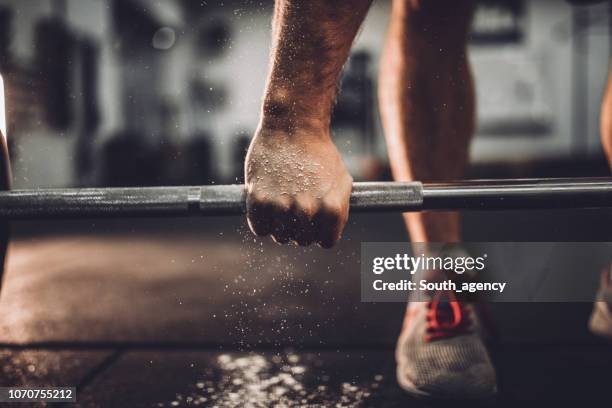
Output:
589,267,612,339
396,291,498,399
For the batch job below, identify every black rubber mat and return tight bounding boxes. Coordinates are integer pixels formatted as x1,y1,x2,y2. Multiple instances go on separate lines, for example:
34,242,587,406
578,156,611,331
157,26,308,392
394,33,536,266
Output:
0,210,610,406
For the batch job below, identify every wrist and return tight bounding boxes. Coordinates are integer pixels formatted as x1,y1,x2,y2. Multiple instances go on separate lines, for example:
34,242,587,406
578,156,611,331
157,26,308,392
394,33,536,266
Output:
260,89,332,133
256,120,332,146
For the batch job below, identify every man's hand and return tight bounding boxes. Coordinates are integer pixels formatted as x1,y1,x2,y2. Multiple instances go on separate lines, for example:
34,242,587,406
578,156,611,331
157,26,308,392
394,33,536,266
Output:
245,127,352,248
243,0,371,248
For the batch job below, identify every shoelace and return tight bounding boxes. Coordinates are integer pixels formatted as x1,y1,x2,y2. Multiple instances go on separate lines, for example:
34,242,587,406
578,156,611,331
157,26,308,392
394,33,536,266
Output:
425,290,473,342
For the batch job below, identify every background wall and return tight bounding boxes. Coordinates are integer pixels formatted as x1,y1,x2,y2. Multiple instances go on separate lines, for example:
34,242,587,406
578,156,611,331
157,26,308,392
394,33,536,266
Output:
0,0,610,188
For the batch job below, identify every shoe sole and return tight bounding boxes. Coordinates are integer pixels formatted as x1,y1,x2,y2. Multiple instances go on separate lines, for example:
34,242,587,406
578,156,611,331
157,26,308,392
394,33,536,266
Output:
396,364,498,402
395,330,498,402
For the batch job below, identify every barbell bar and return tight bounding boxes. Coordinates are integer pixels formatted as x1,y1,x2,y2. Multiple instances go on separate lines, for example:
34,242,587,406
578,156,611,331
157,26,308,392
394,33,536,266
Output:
0,177,609,220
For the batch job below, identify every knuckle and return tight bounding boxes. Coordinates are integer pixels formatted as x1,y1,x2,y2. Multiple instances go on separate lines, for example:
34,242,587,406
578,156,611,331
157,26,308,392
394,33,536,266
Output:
273,196,293,213
320,197,344,216
247,188,267,204
296,199,319,219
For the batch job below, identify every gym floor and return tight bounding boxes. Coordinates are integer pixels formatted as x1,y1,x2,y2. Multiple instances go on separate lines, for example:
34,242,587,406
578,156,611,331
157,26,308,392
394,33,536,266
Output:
0,206,611,407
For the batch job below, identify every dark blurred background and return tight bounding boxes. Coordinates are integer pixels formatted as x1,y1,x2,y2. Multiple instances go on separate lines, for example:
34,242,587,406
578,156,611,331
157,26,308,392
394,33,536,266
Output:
0,0,610,189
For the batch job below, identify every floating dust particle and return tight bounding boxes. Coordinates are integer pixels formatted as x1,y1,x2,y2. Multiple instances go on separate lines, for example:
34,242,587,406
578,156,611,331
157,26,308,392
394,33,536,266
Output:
157,353,373,407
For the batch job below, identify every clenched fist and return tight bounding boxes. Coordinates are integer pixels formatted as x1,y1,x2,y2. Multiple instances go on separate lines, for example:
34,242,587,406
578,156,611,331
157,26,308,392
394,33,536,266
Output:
245,127,353,248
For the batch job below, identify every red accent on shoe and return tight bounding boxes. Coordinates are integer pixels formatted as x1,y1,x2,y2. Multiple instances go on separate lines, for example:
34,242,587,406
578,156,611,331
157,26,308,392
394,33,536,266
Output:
425,291,472,342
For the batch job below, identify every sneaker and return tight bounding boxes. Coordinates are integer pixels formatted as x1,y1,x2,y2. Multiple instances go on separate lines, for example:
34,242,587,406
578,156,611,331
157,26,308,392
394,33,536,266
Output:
396,290,498,399
589,266,612,339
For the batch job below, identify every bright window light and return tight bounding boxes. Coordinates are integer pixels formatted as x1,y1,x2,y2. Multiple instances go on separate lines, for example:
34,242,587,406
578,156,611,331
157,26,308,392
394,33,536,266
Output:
0,74,5,138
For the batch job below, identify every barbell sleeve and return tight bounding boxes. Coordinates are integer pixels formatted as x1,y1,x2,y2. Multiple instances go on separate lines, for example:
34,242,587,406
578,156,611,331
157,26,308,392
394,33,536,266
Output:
0,177,610,220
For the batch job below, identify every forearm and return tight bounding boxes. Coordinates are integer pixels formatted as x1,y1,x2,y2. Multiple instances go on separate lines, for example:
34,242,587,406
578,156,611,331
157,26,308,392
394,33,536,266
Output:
261,0,372,132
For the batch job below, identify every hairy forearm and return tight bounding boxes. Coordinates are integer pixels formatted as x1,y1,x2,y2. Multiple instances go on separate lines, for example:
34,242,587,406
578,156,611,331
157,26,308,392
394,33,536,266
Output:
261,0,372,132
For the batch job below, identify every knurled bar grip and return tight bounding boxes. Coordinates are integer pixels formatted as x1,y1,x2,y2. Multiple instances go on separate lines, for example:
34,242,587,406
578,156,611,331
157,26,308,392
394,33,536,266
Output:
0,177,610,220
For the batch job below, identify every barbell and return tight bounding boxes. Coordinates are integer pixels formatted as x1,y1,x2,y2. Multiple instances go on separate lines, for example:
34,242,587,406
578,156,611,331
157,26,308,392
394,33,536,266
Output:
0,73,611,219
0,177,609,220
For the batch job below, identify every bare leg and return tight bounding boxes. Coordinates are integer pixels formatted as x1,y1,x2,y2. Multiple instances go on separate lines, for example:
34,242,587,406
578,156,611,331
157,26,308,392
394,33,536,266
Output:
381,1,497,399
379,0,476,242
588,65,612,339
601,65,612,170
